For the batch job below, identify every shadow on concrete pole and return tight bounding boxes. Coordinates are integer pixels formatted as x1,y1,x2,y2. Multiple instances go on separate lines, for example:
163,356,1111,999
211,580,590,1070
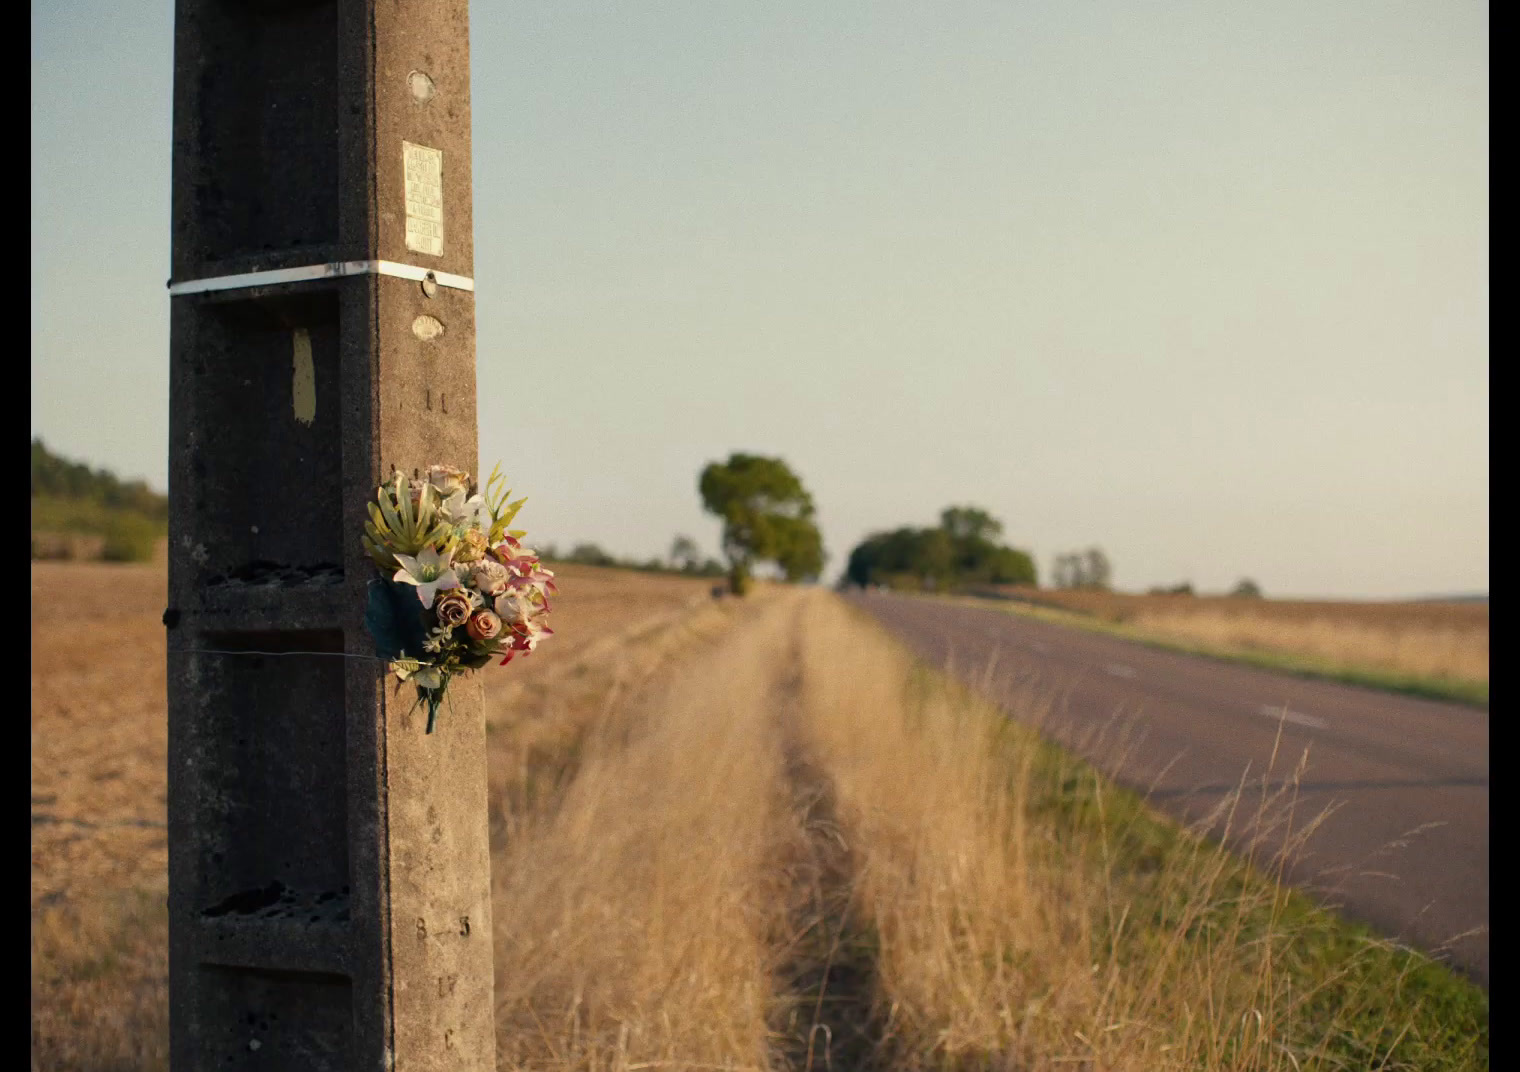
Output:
164,1,494,1067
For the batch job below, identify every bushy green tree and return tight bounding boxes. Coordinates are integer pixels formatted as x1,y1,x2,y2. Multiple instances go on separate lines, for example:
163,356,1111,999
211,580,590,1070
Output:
844,506,1036,591
845,527,955,590
939,505,1003,543
698,453,825,594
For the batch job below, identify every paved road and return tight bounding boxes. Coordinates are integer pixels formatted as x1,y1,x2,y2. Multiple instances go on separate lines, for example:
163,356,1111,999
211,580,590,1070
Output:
848,591,1489,988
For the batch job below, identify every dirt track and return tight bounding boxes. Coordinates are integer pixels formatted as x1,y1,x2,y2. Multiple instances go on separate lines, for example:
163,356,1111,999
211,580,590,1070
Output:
849,591,1490,988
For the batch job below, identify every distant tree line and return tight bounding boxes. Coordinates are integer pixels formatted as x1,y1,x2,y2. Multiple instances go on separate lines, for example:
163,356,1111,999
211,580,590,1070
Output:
844,506,1037,591
539,536,727,578
31,438,167,519
1148,581,1194,596
31,438,167,561
1146,578,1263,598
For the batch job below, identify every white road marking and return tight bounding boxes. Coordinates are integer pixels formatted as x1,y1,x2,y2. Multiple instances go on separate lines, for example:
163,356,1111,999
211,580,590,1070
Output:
1257,704,1327,730
1104,663,1137,679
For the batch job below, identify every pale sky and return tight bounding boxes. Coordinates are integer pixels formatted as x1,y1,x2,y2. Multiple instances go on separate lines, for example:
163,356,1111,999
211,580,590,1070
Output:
31,1,1487,598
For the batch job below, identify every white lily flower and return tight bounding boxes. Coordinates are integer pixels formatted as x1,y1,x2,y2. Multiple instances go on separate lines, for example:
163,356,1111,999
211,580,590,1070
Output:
468,494,492,529
439,488,467,522
393,546,461,606
438,487,489,528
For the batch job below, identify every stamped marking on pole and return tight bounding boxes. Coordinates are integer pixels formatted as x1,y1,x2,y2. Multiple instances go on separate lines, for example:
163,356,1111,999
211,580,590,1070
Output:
412,314,444,341
403,141,444,256
292,328,316,425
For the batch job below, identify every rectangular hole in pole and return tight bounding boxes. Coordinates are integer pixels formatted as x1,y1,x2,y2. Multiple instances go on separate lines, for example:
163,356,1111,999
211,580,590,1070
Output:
196,966,352,1070
195,630,349,914
194,0,339,261
193,291,343,580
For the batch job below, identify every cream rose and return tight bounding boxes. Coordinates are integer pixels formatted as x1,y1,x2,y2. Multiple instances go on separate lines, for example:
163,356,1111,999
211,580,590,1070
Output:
471,558,510,597
427,465,470,496
494,591,533,626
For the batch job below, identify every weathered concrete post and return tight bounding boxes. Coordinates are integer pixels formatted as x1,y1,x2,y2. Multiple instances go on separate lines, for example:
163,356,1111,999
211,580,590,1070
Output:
164,1,493,1067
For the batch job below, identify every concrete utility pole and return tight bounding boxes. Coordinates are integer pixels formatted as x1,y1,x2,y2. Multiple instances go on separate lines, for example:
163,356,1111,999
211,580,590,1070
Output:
164,1,493,1067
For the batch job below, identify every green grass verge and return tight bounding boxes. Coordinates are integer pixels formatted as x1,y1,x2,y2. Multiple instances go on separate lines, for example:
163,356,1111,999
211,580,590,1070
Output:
31,495,166,563
898,656,1490,1070
1032,729,1489,1070
942,594,1488,709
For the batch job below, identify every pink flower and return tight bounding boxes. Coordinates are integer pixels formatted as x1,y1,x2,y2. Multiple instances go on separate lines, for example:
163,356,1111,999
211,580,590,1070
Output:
497,619,553,664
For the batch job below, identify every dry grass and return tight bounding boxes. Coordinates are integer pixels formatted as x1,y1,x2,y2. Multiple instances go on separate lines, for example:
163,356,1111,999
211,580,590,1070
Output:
489,589,799,1069
793,595,1479,1070
985,587,1488,693
1127,607,1487,684
28,560,722,1071
993,587,1487,633
32,560,171,1070
31,888,169,1072
32,562,1483,1071
487,588,1483,1070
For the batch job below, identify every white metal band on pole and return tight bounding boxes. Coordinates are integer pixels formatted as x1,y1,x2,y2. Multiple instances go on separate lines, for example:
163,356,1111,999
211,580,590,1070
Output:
167,260,475,296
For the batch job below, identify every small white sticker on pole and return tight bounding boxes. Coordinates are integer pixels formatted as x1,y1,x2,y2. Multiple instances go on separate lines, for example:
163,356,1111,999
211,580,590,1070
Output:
403,141,444,256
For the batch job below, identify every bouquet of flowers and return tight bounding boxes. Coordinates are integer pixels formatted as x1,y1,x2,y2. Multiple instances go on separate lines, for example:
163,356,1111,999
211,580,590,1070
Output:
362,464,555,732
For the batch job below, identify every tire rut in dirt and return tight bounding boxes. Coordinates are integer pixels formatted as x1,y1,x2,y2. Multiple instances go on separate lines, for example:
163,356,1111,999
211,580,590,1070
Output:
771,667,891,1072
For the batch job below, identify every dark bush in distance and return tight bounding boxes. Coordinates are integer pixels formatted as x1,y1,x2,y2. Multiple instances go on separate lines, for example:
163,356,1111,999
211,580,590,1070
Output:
845,506,1036,591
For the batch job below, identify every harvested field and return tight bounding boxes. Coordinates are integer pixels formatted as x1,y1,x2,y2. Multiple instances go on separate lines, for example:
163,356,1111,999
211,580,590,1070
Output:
29,560,720,1070
32,560,173,1072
